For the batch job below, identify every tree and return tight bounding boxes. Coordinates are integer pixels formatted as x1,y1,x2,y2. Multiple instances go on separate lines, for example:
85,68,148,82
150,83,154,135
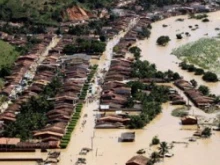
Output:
129,46,141,60
201,127,211,137
198,85,210,95
150,152,160,163
128,115,145,129
176,34,182,39
159,142,168,156
124,97,134,108
129,46,141,55
138,26,151,39
195,68,204,75
187,64,195,72
202,72,218,82
190,79,197,88
156,36,170,46
151,136,160,145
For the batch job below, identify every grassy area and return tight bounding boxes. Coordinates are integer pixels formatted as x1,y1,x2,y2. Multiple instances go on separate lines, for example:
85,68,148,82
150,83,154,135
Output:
172,38,220,77
171,106,188,117
0,40,19,69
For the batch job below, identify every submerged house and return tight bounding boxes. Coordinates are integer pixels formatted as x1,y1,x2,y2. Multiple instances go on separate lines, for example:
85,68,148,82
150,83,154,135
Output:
181,116,198,125
120,132,135,142
126,155,149,165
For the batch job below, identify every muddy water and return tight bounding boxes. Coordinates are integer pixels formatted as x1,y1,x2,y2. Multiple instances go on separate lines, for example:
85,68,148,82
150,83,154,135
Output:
138,11,220,95
0,150,47,165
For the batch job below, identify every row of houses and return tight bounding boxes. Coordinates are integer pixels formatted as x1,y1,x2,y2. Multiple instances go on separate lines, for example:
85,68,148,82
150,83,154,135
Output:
174,79,215,108
113,17,151,58
33,56,90,146
97,16,139,128
101,81,131,109
138,1,219,22
103,15,138,40
105,58,133,81
0,33,93,148
0,42,64,124
0,34,55,99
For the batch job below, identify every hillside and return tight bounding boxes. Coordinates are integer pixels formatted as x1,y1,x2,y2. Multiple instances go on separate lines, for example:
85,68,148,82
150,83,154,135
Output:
0,0,115,24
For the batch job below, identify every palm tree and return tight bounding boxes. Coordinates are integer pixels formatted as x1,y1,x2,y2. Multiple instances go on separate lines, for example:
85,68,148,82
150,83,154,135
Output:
159,141,168,156
150,151,160,163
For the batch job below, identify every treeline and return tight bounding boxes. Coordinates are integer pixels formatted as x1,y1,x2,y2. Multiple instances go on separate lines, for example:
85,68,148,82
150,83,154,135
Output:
63,38,106,55
0,23,47,35
3,77,62,141
68,18,111,37
179,62,218,82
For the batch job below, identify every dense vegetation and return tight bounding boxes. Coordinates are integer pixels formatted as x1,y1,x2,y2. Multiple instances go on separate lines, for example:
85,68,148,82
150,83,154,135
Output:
0,0,116,24
63,38,106,55
131,60,180,81
3,77,62,141
172,38,220,79
127,81,170,129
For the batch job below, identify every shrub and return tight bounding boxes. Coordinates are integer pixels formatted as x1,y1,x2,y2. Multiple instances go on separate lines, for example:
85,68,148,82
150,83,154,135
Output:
176,34,183,39
156,36,170,46
194,68,204,75
198,85,210,96
202,72,218,82
151,136,160,145
187,64,195,72
202,127,212,137
202,18,209,22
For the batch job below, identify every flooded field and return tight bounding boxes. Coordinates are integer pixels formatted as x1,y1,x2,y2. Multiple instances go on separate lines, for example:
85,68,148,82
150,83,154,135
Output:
138,11,220,95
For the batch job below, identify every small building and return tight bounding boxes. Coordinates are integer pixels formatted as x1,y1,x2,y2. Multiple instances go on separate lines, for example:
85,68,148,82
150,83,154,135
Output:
126,155,149,165
120,132,135,142
181,116,198,125
100,105,109,110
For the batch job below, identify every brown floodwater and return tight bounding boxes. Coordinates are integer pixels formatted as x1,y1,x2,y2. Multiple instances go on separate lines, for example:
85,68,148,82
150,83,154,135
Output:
138,11,220,95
